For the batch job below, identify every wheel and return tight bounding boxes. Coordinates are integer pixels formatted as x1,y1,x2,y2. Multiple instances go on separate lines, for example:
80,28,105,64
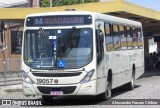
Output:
99,80,112,100
42,95,53,102
126,71,135,90
130,72,135,90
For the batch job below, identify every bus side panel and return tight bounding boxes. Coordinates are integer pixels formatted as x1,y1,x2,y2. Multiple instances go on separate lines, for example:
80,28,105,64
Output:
107,50,127,89
112,70,132,89
129,49,144,80
135,49,144,79
111,49,144,89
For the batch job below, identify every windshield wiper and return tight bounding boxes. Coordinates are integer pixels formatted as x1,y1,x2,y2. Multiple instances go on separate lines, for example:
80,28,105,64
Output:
39,28,56,69
39,28,54,48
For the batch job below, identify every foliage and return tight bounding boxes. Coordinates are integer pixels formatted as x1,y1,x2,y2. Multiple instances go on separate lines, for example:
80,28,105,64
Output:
41,0,50,7
41,0,99,7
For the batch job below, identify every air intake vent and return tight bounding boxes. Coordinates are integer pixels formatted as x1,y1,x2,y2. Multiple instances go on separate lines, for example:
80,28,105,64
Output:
32,72,82,77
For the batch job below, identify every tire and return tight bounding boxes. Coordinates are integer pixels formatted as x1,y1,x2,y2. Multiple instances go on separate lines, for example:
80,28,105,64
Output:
126,71,135,90
42,95,53,102
99,80,112,100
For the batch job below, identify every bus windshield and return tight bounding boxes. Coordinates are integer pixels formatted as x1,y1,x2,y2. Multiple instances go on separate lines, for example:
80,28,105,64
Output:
24,28,93,69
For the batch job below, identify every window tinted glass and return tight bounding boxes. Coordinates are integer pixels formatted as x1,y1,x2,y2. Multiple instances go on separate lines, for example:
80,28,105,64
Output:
24,28,93,69
126,26,132,49
105,23,113,51
137,28,143,48
132,27,138,48
113,24,120,50
119,25,127,49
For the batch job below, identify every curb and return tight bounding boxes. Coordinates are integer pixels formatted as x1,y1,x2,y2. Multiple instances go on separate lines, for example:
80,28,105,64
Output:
140,71,160,78
0,84,22,93
0,77,21,82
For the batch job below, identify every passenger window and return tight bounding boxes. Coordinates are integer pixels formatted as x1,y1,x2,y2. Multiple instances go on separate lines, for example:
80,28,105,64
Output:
119,25,127,49
137,28,143,48
132,27,138,48
113,24,120,50
126,26,132,49
105,23,113,51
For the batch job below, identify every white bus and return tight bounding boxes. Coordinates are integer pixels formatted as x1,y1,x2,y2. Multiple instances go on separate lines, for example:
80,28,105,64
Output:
22,10,144,101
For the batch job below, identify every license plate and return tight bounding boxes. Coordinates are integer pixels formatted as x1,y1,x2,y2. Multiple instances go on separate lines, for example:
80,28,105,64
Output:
50,91,63,96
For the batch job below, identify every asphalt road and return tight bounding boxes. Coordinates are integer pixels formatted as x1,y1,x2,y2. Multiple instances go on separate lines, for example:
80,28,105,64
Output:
0,71,160,107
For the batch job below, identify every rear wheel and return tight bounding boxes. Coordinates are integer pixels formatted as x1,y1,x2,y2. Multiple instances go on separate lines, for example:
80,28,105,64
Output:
130,72,135,90
126,70,135,90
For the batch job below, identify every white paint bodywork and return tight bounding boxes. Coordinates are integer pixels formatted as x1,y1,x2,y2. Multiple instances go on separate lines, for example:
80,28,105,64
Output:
22,11,144,96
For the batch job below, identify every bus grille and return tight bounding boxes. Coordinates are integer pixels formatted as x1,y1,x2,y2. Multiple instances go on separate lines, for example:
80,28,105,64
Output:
37,86,76,94
32,72,82,77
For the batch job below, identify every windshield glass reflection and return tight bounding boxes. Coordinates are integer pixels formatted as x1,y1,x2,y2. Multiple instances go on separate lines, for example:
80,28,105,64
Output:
24,28,93,69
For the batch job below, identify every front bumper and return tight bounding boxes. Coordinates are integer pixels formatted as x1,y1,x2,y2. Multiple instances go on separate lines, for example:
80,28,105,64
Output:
22,79,97,96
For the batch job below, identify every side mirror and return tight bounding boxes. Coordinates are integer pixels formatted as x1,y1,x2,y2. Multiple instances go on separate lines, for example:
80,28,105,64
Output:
96,29,104,43
0,21,5,43
100,31,104,43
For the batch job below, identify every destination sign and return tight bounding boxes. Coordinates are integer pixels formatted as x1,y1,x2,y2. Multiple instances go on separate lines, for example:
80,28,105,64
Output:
26,15,92,27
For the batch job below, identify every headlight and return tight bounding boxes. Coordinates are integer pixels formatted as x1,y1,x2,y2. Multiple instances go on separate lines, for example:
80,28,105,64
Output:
80,69,95,84
22,70,34,84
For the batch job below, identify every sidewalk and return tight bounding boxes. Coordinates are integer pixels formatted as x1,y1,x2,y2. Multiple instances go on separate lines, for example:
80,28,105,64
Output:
0,77,22,94
0,71,22,93
0,84,22,94
0,71,21,84
140,70,160,78
0,72,21,86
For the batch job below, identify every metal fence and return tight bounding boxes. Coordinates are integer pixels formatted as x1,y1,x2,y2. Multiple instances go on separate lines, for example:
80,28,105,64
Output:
0,58,21,78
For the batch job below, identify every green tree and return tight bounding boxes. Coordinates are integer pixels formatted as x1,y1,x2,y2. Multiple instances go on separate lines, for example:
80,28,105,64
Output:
41,0,99,7
41,0,50,7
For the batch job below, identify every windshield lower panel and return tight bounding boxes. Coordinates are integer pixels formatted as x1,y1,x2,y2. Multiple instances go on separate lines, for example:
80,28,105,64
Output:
24,28,93,69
